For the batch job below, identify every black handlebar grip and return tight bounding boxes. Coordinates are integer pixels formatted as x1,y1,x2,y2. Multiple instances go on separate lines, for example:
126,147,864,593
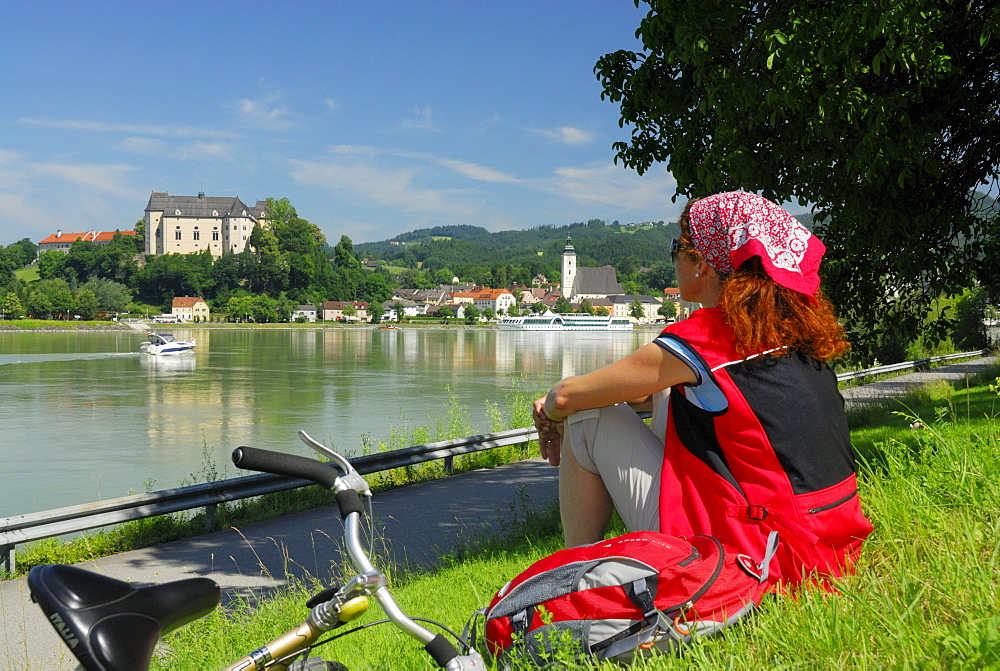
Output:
335,489,365,521
232,446,340,489
425,634,460,668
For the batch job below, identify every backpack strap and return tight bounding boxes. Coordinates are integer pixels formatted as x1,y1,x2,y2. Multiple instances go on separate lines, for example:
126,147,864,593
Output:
509,606,533,637
461,606,488,653
590,578,667,659
757,531,780,583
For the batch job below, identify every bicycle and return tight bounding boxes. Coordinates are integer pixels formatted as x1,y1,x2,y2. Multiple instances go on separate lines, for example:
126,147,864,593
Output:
28,431,486,670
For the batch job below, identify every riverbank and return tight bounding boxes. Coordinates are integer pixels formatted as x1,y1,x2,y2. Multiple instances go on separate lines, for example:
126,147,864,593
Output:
0,320,133,332
0,319,663,332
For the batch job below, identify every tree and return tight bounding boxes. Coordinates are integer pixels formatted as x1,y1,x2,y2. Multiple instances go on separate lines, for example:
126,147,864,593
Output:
554,296,573,313
363,273,392,306
464,304,481,324
74,288,99,319
596,1,1000,361
132,218,146,252
628,299,644,321
658,301,678,320
343,303,358,321
2,292,23,319
226,295,255,322
80,278,132,314
369,302,384,323
579,299,595,315
37,250,66,280
952,288,988,351
24,289,52,318
35,279,75,318
437,305,454,323
274,293,296,322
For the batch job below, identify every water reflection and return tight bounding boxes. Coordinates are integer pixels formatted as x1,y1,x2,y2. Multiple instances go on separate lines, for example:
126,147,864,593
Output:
139,352,197,375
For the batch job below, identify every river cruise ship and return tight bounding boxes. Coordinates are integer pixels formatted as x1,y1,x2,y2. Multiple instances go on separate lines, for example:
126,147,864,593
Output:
497,313,633,331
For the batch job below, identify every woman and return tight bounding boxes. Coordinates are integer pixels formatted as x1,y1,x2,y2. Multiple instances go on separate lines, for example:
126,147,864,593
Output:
533,191,872,586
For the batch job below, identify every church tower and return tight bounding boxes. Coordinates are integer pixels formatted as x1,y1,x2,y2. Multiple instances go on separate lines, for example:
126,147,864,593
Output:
561,236,577,301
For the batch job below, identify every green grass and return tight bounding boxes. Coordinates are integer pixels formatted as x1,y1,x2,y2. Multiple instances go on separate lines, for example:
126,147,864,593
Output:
154,369,1000,669
13,266,39,282
0,318,123,329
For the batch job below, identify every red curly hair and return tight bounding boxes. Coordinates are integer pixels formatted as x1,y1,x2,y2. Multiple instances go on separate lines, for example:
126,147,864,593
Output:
678,203,849,362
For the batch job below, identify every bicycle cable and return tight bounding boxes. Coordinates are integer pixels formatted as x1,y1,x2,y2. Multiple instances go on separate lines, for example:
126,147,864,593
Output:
296,615,475,661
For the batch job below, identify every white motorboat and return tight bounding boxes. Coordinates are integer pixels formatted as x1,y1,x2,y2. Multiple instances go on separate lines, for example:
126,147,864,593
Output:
140,332,197,355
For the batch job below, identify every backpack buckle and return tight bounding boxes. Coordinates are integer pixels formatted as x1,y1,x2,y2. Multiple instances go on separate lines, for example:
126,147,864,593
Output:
746,505,769,521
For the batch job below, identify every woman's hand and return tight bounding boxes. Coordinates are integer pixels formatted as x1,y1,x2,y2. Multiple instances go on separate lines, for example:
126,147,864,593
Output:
533,396,565,466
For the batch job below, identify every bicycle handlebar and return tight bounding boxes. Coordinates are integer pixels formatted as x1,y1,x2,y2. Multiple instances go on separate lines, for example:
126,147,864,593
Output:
232,446,341,489
229,441,480,668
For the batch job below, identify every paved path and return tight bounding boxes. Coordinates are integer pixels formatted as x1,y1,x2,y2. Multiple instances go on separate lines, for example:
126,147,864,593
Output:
838,355,997,407
2,355,995,669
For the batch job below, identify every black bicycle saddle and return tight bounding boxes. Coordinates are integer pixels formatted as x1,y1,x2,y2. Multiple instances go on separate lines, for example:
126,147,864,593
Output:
28,564,220,671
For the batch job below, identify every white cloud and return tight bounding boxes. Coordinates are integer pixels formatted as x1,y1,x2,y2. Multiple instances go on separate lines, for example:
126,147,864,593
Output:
540,163,679,213
533,126,594,146
324,98,341,112
118,136,167,154
432,158,520,184
18,118,237,139
32,162,142,199
290,158,474,218
179,142,235,161
0,191,63,235
326,145,519,184
236,91,295,130
400,106,440,132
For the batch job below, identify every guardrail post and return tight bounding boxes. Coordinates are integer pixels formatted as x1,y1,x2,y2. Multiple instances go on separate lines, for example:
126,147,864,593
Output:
2,544,14,575
443,455,454,475
205,503,217,532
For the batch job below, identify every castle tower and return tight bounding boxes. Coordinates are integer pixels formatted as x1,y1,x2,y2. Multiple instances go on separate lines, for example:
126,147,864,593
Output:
561,236,577,301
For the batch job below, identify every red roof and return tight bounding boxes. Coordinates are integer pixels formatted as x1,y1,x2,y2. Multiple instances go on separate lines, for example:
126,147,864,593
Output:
38,230,136,244
172,296,206,308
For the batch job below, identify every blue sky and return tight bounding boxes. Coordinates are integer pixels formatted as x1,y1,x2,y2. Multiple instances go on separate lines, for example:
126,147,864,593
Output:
2,1,689,247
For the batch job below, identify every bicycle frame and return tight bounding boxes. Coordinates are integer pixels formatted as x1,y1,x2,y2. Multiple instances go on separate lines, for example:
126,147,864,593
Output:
29,431,485,671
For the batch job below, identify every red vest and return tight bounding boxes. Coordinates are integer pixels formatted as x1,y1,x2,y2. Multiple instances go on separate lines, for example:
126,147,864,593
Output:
658,309,872,587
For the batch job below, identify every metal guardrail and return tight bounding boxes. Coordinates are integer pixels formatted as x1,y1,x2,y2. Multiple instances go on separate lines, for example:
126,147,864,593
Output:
0,349,988,574
834,350,987,382
0,427,538,574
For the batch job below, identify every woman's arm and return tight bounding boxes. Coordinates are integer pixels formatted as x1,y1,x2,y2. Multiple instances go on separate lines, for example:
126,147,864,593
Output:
542,342,697,422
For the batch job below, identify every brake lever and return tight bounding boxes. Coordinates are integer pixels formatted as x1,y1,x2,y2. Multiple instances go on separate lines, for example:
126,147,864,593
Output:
298,430,371,497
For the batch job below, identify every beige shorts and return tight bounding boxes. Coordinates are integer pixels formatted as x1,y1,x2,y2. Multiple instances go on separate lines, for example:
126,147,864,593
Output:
565,403,664,532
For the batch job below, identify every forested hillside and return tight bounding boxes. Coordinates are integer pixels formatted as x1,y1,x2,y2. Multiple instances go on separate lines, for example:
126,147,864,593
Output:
357,219,679,276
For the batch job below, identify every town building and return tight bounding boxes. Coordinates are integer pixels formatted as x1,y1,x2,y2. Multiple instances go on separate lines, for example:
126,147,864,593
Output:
381,299,423,321
320,301,369,322
37,229,136,254
560,237,624,301
608,295,663,324
144,192,268,258
292,304,318,322
470,288,516,315
170,296,210,322
662,287,696,321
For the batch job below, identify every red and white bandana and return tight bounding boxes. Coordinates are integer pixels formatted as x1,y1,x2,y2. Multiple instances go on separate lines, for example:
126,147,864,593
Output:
687,191,825,298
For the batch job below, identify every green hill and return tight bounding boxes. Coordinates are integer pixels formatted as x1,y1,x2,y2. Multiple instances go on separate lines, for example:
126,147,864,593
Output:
355,219,679,275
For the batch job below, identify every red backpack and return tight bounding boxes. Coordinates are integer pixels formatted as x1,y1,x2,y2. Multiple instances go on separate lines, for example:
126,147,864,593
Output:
482,530,779,665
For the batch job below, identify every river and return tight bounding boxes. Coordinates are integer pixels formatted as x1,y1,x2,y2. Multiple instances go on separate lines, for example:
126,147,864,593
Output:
0,327,653,516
